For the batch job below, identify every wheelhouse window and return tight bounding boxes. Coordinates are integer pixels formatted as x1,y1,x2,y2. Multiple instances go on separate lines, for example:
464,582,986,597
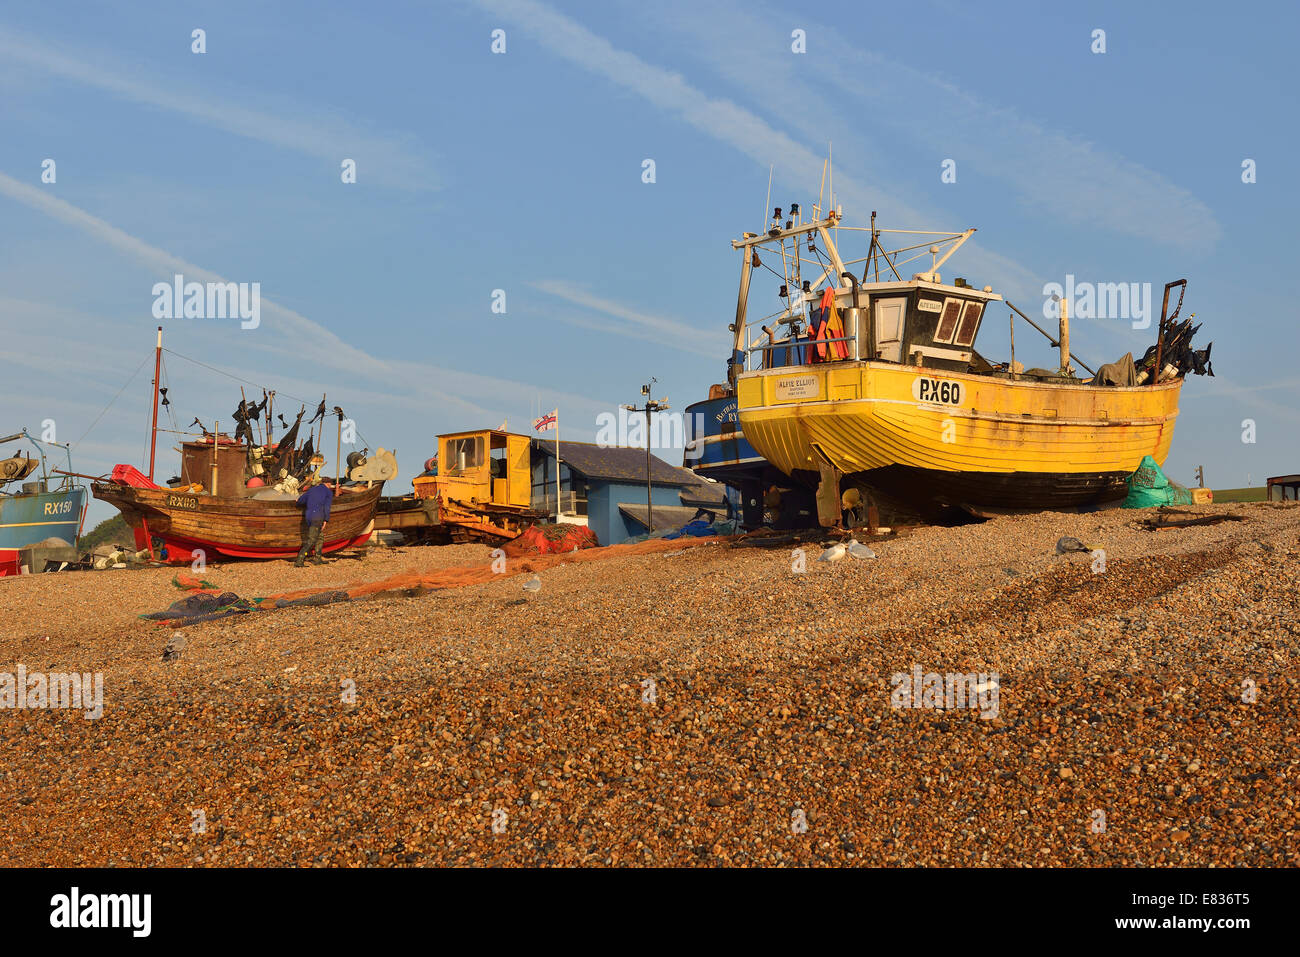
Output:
934,298,964,343
953,300,983,347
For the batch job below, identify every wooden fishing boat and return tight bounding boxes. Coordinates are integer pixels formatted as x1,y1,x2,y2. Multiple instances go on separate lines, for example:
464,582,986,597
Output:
93,476,382,559
712,197,1213,522
89,327,394,561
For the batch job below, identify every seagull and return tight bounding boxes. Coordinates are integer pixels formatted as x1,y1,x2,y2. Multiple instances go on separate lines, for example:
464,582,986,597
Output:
522,574,542,592
846,539,876,560
817,543,846,562
162,632,186,662
1056,536,1095,554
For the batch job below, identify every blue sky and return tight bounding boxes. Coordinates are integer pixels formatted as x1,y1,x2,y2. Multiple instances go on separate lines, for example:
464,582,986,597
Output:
2,0,1296,525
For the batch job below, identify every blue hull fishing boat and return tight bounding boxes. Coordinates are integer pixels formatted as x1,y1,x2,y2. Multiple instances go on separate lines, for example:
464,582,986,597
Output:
0,430,87,576
683,389,814,529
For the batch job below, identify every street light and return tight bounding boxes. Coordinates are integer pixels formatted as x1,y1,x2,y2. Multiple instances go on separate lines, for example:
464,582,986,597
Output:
624,379,669,534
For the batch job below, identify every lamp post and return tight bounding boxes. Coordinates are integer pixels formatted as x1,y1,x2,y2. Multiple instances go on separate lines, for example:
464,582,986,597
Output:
623,379,669,535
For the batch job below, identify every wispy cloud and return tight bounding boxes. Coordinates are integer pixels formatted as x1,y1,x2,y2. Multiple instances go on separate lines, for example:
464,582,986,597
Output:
531,279,723,355
808,39,1220,253
634,0,1220,254
0,171,393,379
0,25,437,190
471,0,1044,302
0,172,620,454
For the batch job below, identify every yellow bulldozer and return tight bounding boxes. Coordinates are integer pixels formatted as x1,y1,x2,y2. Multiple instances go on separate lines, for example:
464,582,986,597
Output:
375,427,544,544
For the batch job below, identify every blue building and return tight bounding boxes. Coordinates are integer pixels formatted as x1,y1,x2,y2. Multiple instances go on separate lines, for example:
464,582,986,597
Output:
529,439,727,545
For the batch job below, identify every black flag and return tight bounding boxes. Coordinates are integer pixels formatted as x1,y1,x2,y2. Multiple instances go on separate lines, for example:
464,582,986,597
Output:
275,410,304,454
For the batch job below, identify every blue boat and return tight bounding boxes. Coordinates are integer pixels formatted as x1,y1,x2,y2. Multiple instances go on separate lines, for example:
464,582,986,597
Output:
0,430,87,575
683,390,814,529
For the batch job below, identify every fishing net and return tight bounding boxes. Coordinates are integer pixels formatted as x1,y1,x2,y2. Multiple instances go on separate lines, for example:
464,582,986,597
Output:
1122,455,1195,508
144,535,726,622
269,534,725,602
172,572,220,593
504,523,599,556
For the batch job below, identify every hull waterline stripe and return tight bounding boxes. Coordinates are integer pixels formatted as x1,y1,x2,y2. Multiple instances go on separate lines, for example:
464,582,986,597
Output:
0,520,81,528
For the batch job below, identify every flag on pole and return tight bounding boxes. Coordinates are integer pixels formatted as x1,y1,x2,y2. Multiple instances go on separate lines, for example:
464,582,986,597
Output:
533,409,558,432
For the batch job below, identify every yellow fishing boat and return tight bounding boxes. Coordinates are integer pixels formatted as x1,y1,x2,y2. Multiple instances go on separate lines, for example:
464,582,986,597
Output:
717,201,1213,521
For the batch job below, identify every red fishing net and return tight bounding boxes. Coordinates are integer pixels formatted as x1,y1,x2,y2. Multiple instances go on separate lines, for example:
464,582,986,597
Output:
504,523,599,556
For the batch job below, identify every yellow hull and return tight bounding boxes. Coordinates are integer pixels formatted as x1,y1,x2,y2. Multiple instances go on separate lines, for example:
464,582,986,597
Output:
736,361,1182,509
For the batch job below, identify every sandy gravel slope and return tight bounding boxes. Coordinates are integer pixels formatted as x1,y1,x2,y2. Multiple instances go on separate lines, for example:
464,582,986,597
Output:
1,504,1296,866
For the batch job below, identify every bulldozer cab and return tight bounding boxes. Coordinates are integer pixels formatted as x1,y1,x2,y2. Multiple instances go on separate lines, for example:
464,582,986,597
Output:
432,429,530,507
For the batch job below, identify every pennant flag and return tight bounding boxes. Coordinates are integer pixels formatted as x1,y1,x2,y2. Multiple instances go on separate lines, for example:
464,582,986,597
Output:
533,409,558,433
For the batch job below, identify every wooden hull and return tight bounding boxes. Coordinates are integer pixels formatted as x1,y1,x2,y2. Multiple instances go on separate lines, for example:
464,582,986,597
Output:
92,482,383,560
736,360,1183,512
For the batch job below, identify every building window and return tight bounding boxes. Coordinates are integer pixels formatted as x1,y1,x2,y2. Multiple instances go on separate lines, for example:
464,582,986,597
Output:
531,455,554,510
530,457,589,516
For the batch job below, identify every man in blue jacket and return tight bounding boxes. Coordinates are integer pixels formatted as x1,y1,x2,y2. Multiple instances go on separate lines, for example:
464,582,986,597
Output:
294,478,334,566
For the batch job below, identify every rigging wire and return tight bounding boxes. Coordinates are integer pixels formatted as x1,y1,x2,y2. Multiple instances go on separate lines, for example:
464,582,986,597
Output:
160,348,373,452
72,352,151,452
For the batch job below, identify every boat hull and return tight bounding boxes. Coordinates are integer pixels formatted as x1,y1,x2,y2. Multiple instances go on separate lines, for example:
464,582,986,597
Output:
684,394,817,528
683,395,769,482
92,482,382,560
0,485,87,575
736,361,1182,512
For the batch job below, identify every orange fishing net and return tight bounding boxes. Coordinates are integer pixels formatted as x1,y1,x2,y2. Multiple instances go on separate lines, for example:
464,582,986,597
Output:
267,535,727,602
172,572,222,594
505,523,599,556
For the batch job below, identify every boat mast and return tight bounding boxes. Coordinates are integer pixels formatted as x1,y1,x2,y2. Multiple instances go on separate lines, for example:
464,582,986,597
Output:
148,325,162,481
1058,296,1072,376
730,246,753,386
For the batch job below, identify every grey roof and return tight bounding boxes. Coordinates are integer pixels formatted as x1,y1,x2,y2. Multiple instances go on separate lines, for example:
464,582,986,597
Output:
618,504,707,533
679,481,727,508
533,439,704,488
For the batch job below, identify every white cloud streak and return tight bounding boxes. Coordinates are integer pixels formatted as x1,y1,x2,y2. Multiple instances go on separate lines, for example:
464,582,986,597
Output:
471,0,1044,303
0,26,437,190
531,280,723,356
0,173,622,457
